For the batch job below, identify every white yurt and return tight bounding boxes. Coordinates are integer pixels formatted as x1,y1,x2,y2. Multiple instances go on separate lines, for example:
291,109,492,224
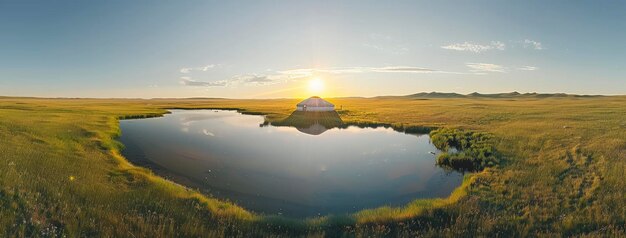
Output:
296,96,335,112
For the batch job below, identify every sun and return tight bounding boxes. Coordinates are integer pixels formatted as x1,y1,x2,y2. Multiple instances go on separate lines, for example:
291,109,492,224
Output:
307,78,324,94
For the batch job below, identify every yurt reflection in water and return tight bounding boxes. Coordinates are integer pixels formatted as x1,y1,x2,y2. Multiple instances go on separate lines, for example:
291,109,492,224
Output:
268,110,344,135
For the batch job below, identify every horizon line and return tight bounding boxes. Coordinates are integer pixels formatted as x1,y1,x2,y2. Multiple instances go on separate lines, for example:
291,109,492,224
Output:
1,91,624,100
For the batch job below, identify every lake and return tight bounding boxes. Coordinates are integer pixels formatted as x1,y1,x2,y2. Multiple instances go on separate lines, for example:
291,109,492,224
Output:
119,110,463,217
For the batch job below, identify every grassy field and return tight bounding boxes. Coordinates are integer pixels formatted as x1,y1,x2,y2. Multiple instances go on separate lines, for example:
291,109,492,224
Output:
0,96,625,237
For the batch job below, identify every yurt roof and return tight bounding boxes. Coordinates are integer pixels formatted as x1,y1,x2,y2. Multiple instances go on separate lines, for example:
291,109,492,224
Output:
297,96,334,107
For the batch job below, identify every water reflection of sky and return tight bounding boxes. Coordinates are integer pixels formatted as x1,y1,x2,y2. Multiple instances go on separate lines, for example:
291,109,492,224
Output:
119,110,463,217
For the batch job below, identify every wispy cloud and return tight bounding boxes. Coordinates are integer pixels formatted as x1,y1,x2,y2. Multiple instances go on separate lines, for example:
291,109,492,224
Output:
180,65,465,87
179,62,539,87
441,41,506,53
180,77,228,86
180,64,216,73
202,129,215,136
466,63,506,73
522,39,543,50
234,75,274,84
230,74,299,86
179,72,307,87
517,66,539,71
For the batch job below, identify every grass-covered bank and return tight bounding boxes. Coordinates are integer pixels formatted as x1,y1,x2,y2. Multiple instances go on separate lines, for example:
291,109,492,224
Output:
0,96,625,236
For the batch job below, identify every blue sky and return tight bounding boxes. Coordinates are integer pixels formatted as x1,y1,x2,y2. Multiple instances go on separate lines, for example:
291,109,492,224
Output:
1,1,625,98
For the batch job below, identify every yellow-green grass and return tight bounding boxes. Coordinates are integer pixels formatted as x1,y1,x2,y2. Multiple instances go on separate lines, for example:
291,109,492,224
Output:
0,96,625,237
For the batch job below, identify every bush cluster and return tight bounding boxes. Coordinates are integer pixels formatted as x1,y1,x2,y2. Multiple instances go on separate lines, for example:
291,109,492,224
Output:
429,128,499,171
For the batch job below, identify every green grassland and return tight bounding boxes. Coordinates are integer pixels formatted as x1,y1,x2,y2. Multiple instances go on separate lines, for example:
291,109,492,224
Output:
0,96,625,237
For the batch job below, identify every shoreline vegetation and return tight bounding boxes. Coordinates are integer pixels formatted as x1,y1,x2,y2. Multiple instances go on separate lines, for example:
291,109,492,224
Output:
430,128,500,172
0,95,624,236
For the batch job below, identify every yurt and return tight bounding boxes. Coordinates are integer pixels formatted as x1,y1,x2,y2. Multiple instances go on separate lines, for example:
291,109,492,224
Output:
296,96,335,112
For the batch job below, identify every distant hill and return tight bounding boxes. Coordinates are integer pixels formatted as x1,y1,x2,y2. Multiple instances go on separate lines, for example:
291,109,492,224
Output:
397,91,603,99
407,92,465,98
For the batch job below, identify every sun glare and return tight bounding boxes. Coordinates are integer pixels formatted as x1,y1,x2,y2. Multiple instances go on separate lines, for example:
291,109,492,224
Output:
308,78,324,94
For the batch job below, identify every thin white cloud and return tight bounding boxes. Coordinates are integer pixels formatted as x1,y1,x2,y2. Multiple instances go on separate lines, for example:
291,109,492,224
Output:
179,72,306,88
230,74,299,86
466,63,506,73
491,41,506,50
180,64,216,73
180,65,471,88
202,129,215,136
517,66,539,71
441,41,506,53
180,77,228,87
234,75,273,84
522,39,543,50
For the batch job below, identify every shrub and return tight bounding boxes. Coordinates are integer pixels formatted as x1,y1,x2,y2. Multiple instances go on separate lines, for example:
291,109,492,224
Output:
429,128,499,171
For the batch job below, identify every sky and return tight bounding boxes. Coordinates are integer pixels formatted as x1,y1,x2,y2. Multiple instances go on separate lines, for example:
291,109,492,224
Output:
1,0,625,98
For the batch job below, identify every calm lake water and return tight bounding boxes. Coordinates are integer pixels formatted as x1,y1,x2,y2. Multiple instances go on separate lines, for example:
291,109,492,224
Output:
119,110,463,217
